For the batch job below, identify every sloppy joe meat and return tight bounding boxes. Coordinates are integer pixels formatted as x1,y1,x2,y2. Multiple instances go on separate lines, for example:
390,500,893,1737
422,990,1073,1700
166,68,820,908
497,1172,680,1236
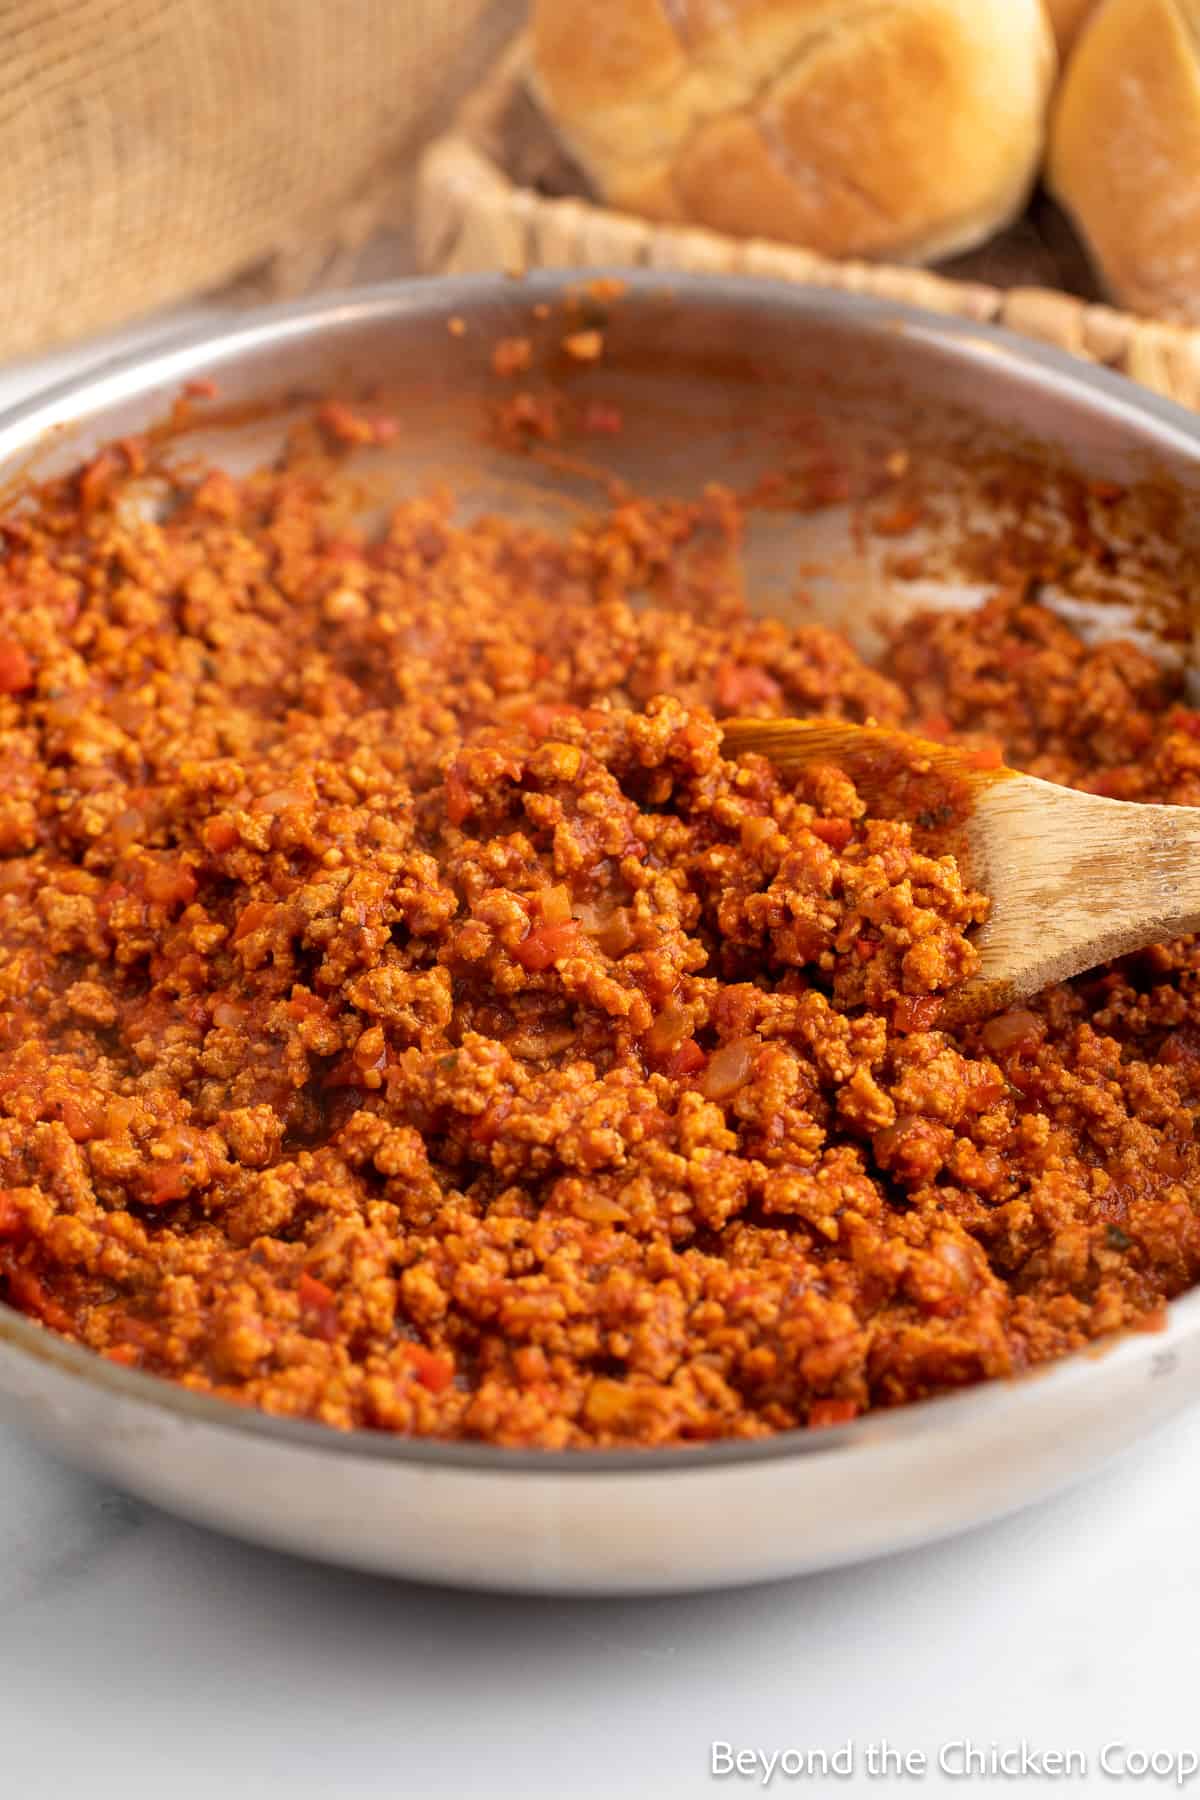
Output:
0,421,1198,1447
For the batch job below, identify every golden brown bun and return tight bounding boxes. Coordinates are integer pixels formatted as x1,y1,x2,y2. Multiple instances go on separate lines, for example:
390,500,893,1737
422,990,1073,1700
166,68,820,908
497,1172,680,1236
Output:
529,0,1056,265
1047,0,1200,324
1043,0,1099,55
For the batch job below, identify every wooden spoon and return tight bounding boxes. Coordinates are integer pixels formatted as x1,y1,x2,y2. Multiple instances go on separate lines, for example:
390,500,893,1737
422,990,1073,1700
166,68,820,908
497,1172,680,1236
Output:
721,717,1200,1010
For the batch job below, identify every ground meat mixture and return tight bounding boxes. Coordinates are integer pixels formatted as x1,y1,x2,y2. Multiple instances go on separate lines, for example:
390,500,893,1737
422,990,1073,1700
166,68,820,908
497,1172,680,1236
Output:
2,413,1200,1449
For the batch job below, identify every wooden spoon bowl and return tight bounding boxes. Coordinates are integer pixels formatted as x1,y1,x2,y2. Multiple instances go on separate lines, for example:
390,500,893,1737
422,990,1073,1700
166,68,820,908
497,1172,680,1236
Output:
721,717,1200,1011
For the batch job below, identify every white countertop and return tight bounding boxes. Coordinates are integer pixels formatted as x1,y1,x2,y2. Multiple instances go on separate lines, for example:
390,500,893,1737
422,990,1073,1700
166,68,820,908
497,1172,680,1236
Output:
2,306,1198,1800
4,1415,1199,1797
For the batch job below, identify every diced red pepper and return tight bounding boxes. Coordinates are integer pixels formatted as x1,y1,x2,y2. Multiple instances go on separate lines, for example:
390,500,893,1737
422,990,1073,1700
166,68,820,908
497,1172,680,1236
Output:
809,1398,858,1429
143,1161,191,1205
322,535,367,566
893,995,943,1034
715,661,782,713
59,1096,100,1142
513,919,580,971
203,817,239,854
409,1346,454,1393
6,1267,72,1333
0,639,33,694
524,701,607,739
232,899,273,943
664,1039,707,1078
810,817,853,850
526,702,568,738
287,989,329,1021
297,1271,339,1341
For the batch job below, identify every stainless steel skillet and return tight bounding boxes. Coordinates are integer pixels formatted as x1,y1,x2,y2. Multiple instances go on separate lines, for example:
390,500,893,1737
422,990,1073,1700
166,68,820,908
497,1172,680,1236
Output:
0,273,1198,1595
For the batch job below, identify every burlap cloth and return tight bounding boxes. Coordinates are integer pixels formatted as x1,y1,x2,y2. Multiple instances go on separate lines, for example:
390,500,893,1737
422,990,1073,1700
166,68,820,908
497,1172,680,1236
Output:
0,0,522,360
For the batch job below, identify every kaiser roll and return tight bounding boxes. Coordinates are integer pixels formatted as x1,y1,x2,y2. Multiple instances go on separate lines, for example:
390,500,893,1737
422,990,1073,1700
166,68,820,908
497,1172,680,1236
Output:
529,0,1056,265
1048,0,1200,324
1043,0,1099,55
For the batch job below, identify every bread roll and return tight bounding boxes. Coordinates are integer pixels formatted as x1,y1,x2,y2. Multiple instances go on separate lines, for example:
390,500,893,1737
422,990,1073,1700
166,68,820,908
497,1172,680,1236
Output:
1043,0,1099,55
1047,0,1200,324
529,0,1056,265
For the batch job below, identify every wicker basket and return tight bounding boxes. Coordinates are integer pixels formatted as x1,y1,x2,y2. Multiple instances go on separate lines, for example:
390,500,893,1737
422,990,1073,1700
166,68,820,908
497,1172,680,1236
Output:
415,37,1200,412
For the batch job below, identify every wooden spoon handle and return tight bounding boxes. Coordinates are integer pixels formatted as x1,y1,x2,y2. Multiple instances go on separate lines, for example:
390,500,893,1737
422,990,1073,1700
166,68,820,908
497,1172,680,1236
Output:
720,717,965,775
968,775,1200,999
